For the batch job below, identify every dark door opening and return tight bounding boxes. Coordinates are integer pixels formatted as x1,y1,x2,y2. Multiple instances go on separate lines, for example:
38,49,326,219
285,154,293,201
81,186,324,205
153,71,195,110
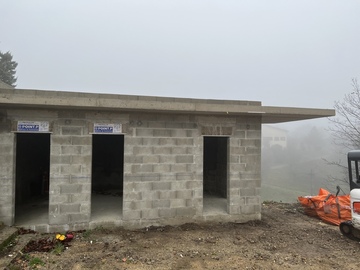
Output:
15,133,50,225
203,136,228,213
91,134,124,221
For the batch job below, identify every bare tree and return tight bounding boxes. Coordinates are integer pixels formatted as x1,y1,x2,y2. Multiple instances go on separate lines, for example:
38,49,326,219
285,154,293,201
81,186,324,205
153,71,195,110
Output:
329,78,360,150
325,78,360,188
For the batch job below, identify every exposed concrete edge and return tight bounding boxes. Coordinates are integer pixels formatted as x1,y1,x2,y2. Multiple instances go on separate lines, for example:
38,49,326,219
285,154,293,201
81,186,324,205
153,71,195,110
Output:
16,214,261,233
0,88,335,123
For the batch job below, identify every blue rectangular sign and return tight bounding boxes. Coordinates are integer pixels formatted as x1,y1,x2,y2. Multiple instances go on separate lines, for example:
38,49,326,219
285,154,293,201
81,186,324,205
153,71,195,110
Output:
18,123,40,132
94,125,114,133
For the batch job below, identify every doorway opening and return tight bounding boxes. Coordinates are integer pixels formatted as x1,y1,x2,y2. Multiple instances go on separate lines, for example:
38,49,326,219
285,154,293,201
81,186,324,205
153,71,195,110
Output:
15,133,50,225
91,134,124,221
203,136,228,214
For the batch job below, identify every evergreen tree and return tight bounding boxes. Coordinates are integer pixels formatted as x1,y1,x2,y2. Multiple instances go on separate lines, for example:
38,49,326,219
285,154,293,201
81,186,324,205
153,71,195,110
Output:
0,51,18,87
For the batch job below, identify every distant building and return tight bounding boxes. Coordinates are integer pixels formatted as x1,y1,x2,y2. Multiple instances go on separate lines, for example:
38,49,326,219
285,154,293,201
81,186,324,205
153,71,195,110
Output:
262,125,288,149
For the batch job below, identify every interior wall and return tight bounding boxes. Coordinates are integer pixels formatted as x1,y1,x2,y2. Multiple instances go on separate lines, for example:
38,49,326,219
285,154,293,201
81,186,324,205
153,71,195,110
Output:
92,134,124,195
203,136,228,198
15,133,50,205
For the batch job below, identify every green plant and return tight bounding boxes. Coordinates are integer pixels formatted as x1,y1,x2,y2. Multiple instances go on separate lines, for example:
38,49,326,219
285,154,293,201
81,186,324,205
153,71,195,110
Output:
52,242,64,255
82,229,92,239
29,257,45,268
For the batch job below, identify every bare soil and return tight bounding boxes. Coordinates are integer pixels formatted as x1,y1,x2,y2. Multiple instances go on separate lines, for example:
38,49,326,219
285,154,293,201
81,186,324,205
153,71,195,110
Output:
6,202,360,269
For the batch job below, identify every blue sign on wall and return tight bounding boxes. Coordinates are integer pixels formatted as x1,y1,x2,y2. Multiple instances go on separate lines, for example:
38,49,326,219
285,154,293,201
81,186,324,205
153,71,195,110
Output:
93,123,122,134
17,121,49,132
94,125,114,133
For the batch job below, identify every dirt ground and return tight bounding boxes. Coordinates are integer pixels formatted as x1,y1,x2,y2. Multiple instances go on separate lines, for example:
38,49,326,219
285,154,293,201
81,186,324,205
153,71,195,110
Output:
6,202,360,270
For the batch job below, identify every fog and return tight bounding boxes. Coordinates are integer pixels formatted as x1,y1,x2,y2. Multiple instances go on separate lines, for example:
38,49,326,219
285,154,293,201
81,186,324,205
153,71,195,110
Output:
1,1,359,202
261,121,348,203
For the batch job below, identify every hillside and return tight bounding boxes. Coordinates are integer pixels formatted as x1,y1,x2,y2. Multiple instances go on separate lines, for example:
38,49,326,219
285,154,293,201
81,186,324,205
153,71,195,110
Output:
6,202,360,269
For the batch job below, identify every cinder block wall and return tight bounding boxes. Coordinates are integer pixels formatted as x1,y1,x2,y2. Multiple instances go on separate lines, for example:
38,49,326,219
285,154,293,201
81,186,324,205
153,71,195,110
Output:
49,111,129,229
122,113,261,224
228,117,261,218
123,113,203,223
49,111,92,228
0,107,261,229
0,127,15,225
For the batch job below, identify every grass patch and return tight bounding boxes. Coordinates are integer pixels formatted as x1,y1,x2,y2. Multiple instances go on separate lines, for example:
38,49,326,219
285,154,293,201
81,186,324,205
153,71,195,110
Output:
29,257,45,268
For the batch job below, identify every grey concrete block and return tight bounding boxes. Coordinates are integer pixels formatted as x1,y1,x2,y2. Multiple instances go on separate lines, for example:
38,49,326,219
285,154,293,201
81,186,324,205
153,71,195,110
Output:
176,156,193,163
140,191,159,201
49,214,69,225
176,207,196,217
136,128,153,137
239,179,260,188
142,138,160,145
153,164,171,173
152,182,171,191
70,193,90,203
159,155,176,163
122,210,141,220
170,164,187,173
51,144,64,157
61,126,83,136
176,138,194,146
171,181,187,190
153,147,172,155
158,208,176,218
152,200,171,208
142,174,160,182
50,194,69,204
159,138,176,145
51,155,72,164
240,139,261,147
246,196,260,205
52,136,72,145
143,155,160,163
81,165,91,175
170,199,186,208
124,156,143,163
240,205,257,215
61,164,82,174
186,180,202,189
69,213,90,223
131,164,153,173
158,191,176,200
61,145,82,155
233,130,246,138
170,129,187,137
229,180,241,189
228,205,240,215
141,209,159,219
133,146,153,155
72,136,91,145
240,188,256,197
123,192,142,201
171,147,187,154
176,173,193,181
60,204,81,213
81,145,92,155
0,186,12,196
176,190,192,199
153,129,171,137
60,184,82,194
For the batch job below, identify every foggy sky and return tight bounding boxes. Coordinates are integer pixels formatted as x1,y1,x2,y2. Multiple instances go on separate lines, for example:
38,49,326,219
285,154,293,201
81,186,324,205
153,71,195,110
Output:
1,0,360,112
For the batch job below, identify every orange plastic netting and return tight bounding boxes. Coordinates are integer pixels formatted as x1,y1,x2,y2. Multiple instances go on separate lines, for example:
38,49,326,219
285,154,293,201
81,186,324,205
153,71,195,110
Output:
298,188,351,226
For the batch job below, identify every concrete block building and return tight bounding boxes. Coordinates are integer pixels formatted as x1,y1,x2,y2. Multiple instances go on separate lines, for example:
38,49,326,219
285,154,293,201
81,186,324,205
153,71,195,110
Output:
0,87,335,232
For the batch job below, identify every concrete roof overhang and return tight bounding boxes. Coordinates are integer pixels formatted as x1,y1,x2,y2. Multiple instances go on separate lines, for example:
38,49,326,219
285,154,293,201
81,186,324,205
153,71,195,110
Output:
0,88,335,124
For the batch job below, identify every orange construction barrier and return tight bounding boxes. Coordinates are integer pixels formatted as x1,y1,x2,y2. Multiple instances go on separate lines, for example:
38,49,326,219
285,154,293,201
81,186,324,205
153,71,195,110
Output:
298,188,351,226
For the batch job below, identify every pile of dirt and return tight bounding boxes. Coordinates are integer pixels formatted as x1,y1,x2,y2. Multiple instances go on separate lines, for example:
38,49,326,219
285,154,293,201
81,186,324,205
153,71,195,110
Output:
6,202,360,269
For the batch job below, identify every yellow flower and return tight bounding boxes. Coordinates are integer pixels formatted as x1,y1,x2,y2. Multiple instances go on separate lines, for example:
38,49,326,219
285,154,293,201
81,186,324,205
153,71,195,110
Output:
56,233,66,241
